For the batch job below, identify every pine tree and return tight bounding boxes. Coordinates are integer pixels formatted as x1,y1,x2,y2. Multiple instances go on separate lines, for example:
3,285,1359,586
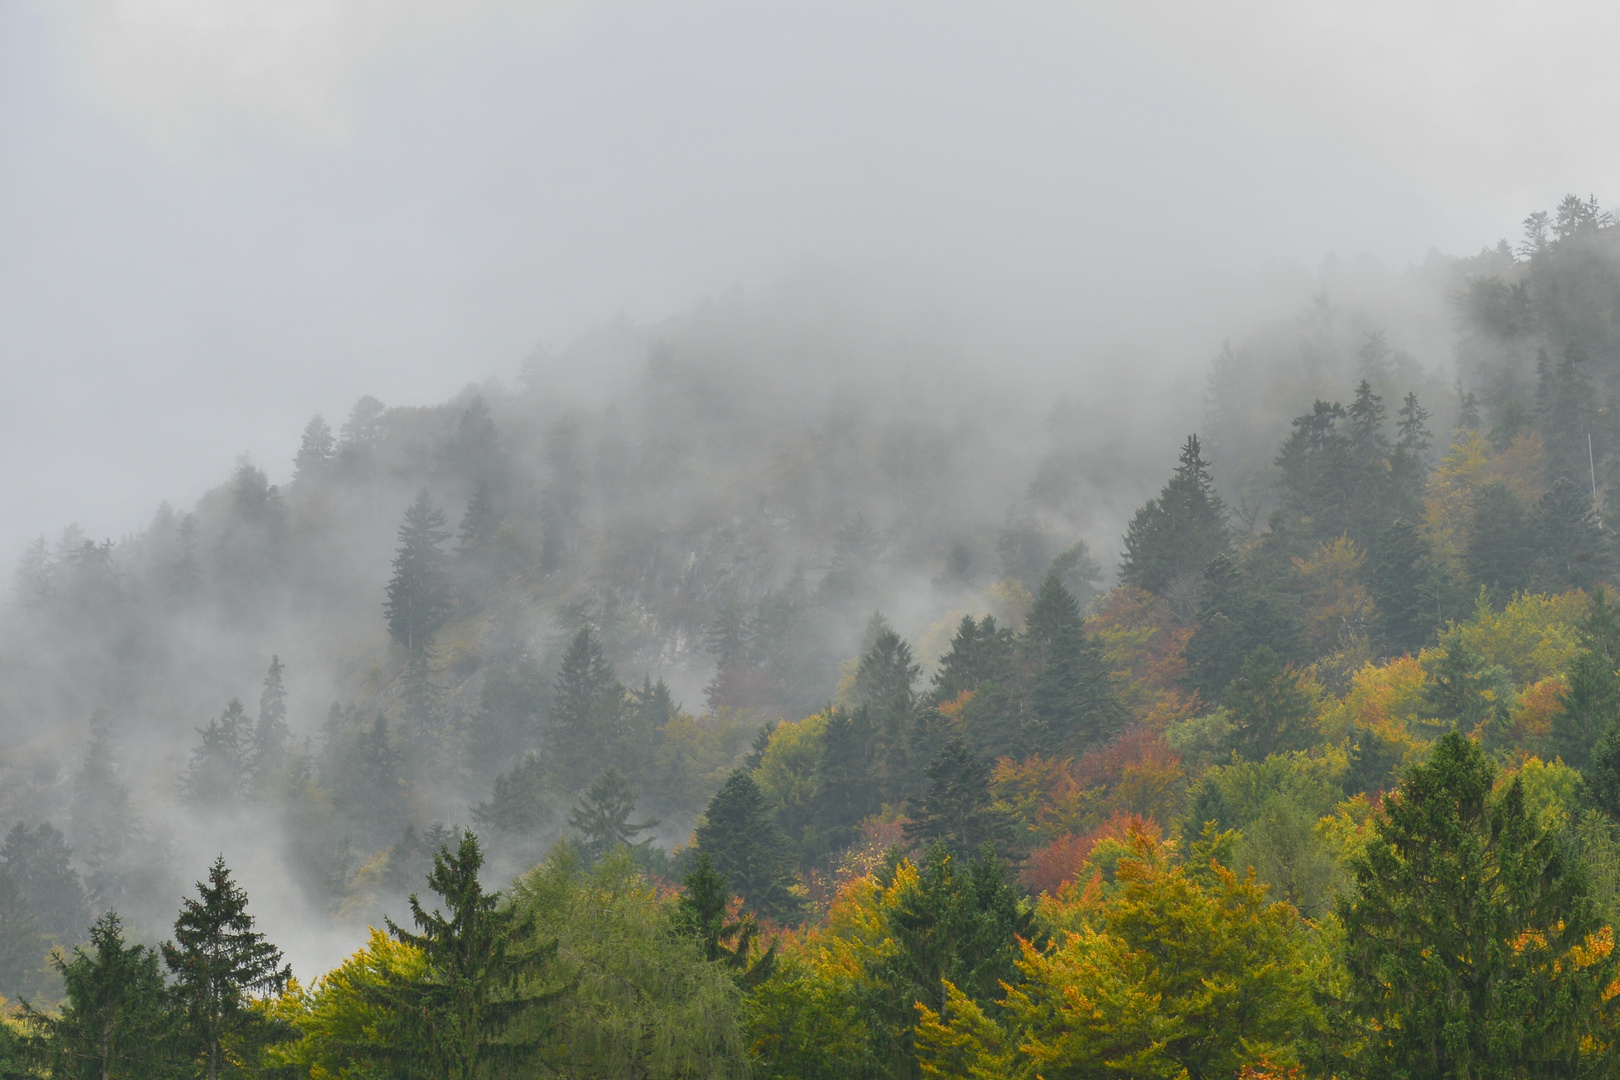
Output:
568,769,658,861
472,753,551,836
1221,647,1316,761
384,490,453,653
695,770,802,922
292,415,335,483
1340,732,1620,1077
1396,391,1433,455
26,911,179,1079
1551,590,1620,771
1368,518,1437,654
0,822,89,944
378,832,559,1080
1120,434,1231,594
1533,476,1609,591
0,867,45,999
903,738,1020,860
809,706,879,857
457,481,500,564
250,655,290,787
181,700,250,808
1022,571,1123,755
161,857,292,1080
929,615,1013,705
1465,482,1534,596
674,852,771,982
548,628,625,779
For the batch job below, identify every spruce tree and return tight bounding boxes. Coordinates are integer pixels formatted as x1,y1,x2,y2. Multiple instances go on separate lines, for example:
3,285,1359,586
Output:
567,769,658,861
384,490,453,653
1533,476,1609,591
292,415,335,483
378,831,559,1080
929,615,1013,705
1341,732,1619,1077
1551,590,1620,771
161,857,292,1080
548,627,625,780
809,706,879,857
1120,434,1231,594
250,656,290,787
1021,571,1123,755
26,911,179,1079
695,770,802,923
0,822,89,944
1368,518,1436,654
903,738,1019,860
1465,482,1534,597
0,867,45,999
1222,647,1315,761
674,852,773,983
181,700,249,808
473,754,551,837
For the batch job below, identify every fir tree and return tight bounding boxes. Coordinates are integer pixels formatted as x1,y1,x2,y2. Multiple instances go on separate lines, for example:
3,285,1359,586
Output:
567,769,658,861
0,868,45,999
250,655,290,787
1551,590,1620,770
695,771,802,923
292,415,335,483
928,615,1013,705
903,738,1020,860
384,490,453,654
674,852,773,984
181,700,250,808
809,706,879,857
1465,482,1534,597
1368,518,1437,654
1120,434,1231,594
1340,732,1619,1077
548,628,625,780
457,481,500,564
1221,646,1316,761
70,714,139,912
1396,391,1433,455
161,857,292,1080
0,822,89,944
1533,476,1609,591
472,754,551,836
378,832,560,1080
1021,570,1123,755
26,912,179,1079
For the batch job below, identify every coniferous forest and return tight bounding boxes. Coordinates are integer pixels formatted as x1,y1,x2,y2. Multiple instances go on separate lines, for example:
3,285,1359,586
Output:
3,198,1620,1076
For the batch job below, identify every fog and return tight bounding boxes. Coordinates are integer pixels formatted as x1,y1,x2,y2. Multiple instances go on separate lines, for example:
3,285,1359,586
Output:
0,0,1615,986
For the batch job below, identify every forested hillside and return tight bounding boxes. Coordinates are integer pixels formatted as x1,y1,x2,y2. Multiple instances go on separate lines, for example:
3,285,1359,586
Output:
3,198,1620,1077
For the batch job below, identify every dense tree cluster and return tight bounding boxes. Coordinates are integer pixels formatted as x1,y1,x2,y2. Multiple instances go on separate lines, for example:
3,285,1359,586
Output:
4,195,1620,1075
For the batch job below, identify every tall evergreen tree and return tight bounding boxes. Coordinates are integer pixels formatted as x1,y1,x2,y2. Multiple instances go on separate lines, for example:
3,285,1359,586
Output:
1119,434,1231,594
1465,482,1534,597
0,867,45,999
0,822,89,944
929,615,1014,705
181,700,250,808
1340,732,1619,1078
292,415,335,483
1533,476,1609,591
250,656,290,787
674,853,771,982
1021,570,1123,755
378,831,560,1080
903,738,1020,860
567,769,658,861
547,628,625,780
1368,518,1439,654
161,858,292,1080
1221,647,1315,761
695,770,802,922
473,754,551,837
809,706,879,857
384,490,453,653
26,912,179,1080
1551,589,1620,770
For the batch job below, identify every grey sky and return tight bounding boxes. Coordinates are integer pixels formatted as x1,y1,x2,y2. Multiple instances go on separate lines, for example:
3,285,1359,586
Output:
0,0,1605,565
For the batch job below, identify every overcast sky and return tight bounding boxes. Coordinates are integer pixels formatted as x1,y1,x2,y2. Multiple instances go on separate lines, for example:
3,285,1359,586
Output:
2,0,1615,565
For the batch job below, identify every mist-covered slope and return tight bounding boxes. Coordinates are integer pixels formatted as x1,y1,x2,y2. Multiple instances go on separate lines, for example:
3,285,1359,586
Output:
3,206,1612,970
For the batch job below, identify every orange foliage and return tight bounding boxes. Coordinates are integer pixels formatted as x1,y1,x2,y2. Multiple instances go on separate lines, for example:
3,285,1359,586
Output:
992,728,1185,844
1088,585,1194,718
1023,811,1162,896
1512,675,1567,743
